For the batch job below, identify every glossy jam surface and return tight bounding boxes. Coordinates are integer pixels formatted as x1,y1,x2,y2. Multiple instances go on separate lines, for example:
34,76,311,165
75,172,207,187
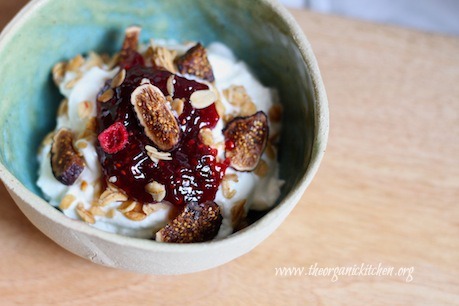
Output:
96,65,227,205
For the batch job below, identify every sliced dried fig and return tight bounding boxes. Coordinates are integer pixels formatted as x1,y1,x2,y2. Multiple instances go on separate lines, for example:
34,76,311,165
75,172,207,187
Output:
131,83,180,151
50,129,85,185
121,25,141,52
175,43,215,82
155,201,222,243
119,26,144,69
223,111,269,171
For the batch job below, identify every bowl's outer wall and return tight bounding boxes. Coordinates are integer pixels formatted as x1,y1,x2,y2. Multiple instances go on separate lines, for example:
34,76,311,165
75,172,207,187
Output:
6,176,304,274
0,0,326,274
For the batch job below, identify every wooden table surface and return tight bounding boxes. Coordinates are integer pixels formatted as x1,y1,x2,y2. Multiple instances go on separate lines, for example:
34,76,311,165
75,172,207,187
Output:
1,1,458,305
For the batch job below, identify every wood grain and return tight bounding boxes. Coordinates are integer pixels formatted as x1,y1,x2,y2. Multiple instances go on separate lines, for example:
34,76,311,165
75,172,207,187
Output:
1,1,458,305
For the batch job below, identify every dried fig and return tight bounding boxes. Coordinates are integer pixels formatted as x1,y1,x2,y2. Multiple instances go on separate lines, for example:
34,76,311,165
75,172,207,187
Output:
50,129,85,185
156,201,222,243
131,82,180,151
223,111,269,171
175,43,215,82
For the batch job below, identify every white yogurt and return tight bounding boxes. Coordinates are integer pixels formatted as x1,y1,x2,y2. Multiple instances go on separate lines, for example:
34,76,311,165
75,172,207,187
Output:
37,42,283,239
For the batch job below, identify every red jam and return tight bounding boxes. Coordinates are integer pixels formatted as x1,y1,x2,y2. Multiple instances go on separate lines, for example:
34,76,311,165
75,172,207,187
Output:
96,65,228,206
120,50,145,70
225,139,235,151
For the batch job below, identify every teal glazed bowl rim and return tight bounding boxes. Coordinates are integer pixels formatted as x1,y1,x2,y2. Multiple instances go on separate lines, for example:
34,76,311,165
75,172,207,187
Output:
0,0,329,272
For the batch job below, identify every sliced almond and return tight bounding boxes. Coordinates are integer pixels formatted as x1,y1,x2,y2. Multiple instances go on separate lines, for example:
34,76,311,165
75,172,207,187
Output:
124,211,147,221
222,179,236,199
223,111,269,171
145,145,172,163
89,206,105,217
59,194,76,210
99,188,113,200
117,200,137,213
75,139,88,150
190,89,216,109
143,202,169,216
52,62,67,85
99,192,128,207
199,128,214,146
111,69,126,88
142,204,156,216
222,173,238,199
76,203,95,224
98,185,128,207
124,202,147,221
171,98,185,116
98,88,114,103
145,181,166,202
50,129,85,185
106,52,121,70
156,201,222,243
208,83,225,117
131,83,180,151
66,54,85,72
166,75,175,97
215,99,226,118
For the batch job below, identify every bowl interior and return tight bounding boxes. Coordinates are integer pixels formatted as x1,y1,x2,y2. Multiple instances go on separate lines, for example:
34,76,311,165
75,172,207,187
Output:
0,0,314,213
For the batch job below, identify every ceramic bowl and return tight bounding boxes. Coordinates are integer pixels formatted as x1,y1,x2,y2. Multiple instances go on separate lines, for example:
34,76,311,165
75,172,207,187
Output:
0,0,328,274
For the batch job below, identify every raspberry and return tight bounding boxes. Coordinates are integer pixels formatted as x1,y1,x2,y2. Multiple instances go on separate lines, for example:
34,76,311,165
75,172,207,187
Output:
98,121,129,154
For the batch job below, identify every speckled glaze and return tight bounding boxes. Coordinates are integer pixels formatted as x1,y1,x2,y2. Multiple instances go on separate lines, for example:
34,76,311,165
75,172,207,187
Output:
0,0,328,274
